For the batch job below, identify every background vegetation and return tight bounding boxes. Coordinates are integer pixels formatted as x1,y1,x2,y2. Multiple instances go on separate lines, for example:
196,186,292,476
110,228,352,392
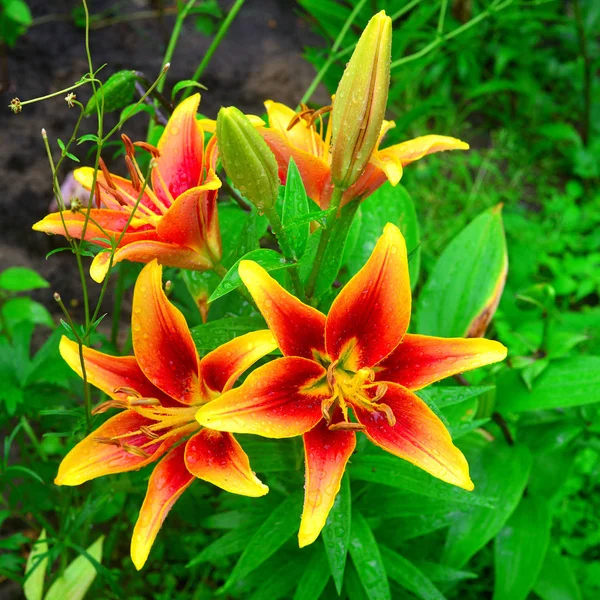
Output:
1,0,599,598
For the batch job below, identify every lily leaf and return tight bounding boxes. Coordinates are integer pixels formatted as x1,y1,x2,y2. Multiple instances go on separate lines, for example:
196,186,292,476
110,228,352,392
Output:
494,495,551,600
44,536,104,600
223,493,303,591
282,158,310,260
349,510,391,600
293,544,331,600
209,249,294,303
322,473,351,594
23,529,48,600
416,204,507,337
191,316,267,354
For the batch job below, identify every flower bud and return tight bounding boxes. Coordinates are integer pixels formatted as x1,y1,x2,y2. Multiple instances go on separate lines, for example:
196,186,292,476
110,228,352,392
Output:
216,106,279,213
330,11,392,190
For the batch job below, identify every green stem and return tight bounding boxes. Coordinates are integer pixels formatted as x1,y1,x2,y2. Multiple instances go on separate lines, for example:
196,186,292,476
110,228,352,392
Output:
185,0,246,96
390,0,424,21
305,186,344,299
15,78,97,109
573,0,591,146
299,0,369,106
110,265,127,349
391,0,513,70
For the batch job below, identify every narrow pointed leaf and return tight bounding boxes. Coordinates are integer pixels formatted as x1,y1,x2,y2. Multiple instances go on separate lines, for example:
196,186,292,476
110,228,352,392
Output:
416,204,507,337
349,510,391,600
224,493,303,591
494,495,551,600
322,473,351,594
24,529,48,600
380,546,446,600
442,443,531,568
45,536,104,600
533,548,582,600
209,249,294,302
293,544,331,600
282,158,310,260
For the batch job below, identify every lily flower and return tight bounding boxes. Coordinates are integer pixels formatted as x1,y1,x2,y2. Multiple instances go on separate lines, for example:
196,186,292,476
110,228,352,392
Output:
55,260,276,569
196,223,507,548
33,94,222,283
259,100,469,209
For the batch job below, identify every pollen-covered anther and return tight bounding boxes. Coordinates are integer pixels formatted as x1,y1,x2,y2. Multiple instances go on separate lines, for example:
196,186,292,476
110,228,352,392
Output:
122,444,151,458
114,386,142,397
99,158,117,190
134,141,161,158
93,436,122,447
329,421,365,431
128,398,161,407
92,399,128,415
139,425,160,440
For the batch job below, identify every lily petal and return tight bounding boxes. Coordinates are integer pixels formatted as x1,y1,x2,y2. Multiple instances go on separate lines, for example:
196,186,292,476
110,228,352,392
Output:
74,167,161,215
156,178,221,261
199,330,277,396
32,210,156,246
196,357,328,438
354,383,473,491
59,336,171,403
130,444,194,570
55,410,183,485
264,100,325,156
153,93,205,206
184,429,268,496
326,223,411,370
260,128,331,207
299,420,356,547
131,261,201,404
89,240,214,283
238,261,326,360
379,135,469,167
376,334,508,391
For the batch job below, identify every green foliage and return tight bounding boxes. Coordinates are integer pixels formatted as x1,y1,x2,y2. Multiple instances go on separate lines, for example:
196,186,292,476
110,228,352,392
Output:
0,0,31,47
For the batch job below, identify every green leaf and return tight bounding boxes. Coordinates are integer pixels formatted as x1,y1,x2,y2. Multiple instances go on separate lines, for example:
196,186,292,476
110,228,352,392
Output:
187,526,255,567
2,297,53,328
118,103,156,122
190,316,267,354
497,356,600,412
240,436,297,473
380,546,446,600
224,493,303,591
84,70,138,116
293,544,331,600
344,183,420,288
209,249,293,302
4,0,32,25
416,204,507,337
349,453,496,508
411,561,477,584
322,473,351,594
24,529,47,600
493,495,551,600
0,267,49,292
442,442,532,568
282,159,310,260
533,548,582,600
171,79,207,100
299,199,360,298
348,510,391,600
44,536,104,600
418,386,494,409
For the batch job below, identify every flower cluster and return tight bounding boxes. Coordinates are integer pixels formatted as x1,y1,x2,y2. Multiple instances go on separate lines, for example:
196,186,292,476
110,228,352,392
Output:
37,11,507,569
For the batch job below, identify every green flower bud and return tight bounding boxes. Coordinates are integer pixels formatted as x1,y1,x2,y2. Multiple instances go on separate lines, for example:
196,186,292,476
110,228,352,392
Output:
216,106,279,213
330,11,392,190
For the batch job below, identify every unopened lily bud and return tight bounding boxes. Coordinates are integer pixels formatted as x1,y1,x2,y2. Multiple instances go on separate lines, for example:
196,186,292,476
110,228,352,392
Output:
216,106,279,213
330,11,392,190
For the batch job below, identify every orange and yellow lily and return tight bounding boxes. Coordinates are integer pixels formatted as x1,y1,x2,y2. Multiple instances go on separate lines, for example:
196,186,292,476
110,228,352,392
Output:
196,223,507,547
33,94,221,283
55,260,276,569
259,100,469,209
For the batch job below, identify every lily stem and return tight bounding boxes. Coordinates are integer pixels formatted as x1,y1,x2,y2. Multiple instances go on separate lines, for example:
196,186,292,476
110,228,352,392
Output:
305,186,344,299
186,0,246,96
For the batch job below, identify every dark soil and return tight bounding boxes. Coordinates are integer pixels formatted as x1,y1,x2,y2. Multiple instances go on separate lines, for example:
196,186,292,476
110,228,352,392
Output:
0,0,325,321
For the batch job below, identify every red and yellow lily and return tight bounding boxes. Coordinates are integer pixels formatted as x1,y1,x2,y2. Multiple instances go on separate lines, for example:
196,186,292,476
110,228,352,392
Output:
33,94,221,283
196,223,507,547
55,260,276,569
259,100,469,209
